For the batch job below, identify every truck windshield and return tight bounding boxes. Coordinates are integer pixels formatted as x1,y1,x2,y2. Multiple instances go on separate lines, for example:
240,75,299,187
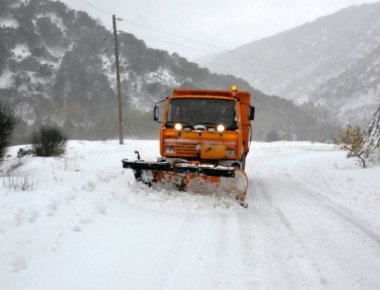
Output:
166,98,237,129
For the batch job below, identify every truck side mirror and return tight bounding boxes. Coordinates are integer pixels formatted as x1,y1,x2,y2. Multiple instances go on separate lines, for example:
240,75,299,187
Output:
153,105,159,122
153,99,166,123
249,106,255,121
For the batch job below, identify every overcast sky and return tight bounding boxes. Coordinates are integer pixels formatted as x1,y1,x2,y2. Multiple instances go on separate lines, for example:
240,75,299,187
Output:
60,0,379,60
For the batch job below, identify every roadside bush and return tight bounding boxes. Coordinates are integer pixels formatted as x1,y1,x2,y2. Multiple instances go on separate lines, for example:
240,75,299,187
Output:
265,130,281,142
31,126,67,157
337,125,371,168
0,102,17,160
3,174,36,191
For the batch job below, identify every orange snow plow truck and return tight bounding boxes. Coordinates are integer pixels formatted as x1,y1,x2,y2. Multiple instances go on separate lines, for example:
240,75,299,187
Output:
122,86,255,207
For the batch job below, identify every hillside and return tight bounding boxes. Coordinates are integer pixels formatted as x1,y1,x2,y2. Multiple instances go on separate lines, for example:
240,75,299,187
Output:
312,45,380,125
0,0,336,142
200,2,380,126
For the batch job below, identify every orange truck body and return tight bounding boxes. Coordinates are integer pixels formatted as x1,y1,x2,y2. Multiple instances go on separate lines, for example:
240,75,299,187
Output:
122,87,254,206
157,89,253,168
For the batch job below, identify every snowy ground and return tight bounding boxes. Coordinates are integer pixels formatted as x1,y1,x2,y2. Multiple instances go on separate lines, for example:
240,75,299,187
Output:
1,140,380,290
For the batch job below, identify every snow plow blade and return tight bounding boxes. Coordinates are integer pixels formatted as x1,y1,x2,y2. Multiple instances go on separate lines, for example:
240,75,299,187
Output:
122,159,248,203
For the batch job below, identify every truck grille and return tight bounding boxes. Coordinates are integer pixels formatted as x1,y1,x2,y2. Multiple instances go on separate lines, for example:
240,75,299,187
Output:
164,139,237,158
165,139,197,157
176,143,197,155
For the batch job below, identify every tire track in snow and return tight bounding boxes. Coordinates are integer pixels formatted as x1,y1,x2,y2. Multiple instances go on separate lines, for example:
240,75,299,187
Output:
244,166,304,289
128,214,192,289
249,178,329,289
279,170,380,289
131,213,221,290
248,180,300,289
287,171,380,245
235,204,279,289
251,153,380,289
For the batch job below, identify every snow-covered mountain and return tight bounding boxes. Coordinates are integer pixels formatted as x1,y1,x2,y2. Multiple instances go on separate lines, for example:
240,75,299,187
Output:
0,0,337,142
312,46,380,125
199,2,380,126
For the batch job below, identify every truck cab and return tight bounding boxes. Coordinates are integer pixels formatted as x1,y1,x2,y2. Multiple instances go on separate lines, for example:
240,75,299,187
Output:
154,88,254,169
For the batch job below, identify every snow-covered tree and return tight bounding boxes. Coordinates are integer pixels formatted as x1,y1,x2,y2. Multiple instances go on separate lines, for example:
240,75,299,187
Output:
363,105,380,163
0,102,16,160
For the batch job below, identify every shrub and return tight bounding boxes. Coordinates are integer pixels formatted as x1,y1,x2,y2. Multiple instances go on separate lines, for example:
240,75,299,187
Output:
337,125,371,168
3,174,35,191
1,157,26,176
31,126,67,157
265,130,281,142
0,103,17,160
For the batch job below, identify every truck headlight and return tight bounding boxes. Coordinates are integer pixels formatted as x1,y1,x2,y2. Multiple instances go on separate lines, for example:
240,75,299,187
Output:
166,146,175,153
217,124,225,132
174,123,182,131
226,150,236,157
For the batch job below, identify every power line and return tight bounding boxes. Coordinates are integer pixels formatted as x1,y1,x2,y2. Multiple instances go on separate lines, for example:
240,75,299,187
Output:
131,34,218,55
110,29,291,78
77,0,221,51
128,32,295,76
76,0,113,16
74,0,299,73
117,20,299,71
121,19,222,51
119,20,299,72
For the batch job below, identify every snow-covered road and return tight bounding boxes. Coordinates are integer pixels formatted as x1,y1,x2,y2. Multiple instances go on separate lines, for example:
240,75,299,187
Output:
1,141,380,290
247,151,380,290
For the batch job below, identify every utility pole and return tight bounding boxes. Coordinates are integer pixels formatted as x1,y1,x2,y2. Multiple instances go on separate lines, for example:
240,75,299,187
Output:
113,14,124,145
281,129,287,143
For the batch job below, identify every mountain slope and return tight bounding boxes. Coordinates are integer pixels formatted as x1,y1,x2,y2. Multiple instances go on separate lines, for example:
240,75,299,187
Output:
313,45,380,125
200,2,380,126
0,0,337,142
